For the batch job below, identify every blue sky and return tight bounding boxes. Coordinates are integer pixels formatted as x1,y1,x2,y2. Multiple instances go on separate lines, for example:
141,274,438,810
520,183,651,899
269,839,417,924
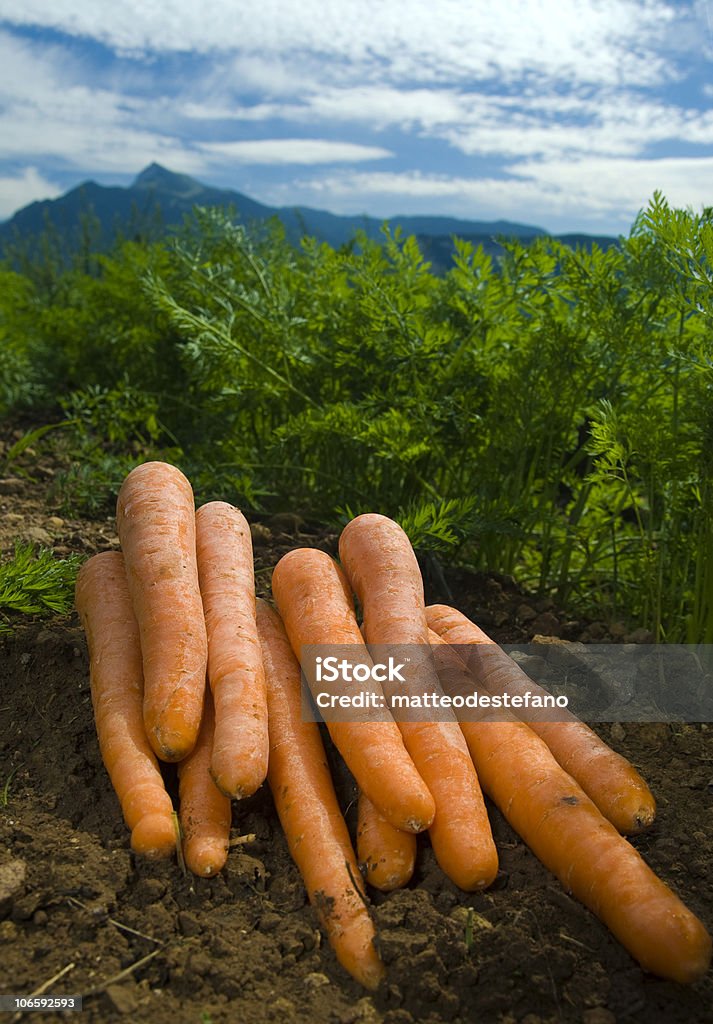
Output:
0,0,712,233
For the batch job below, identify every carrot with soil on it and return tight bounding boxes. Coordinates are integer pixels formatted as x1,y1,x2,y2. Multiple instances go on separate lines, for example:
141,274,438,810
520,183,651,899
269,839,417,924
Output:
116,461,207,762
424,633,712,984
178,687,231,877
75,551,176,859
357,791,417,892
338,514,499,892
426,603,656,835
270,546,435,834
256,598,385,991
195,500,268,799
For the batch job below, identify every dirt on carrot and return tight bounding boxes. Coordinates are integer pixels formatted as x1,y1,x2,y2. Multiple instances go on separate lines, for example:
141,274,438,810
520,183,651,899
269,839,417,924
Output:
0,464,712,1022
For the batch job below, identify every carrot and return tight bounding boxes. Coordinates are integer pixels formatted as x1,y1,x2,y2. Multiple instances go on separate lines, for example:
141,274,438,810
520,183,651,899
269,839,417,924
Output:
256,599,385,990
75,551,176,859
426,603,656,835
465,718,709,982
338,514,498,892
195,501,268,798
357,791,417,892
423,638,712,983
178,687,232,877
270,546,435,834
116,461,207,762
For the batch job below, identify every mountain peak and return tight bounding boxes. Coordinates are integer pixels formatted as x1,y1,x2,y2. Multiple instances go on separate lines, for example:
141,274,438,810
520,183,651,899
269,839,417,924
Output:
0,163,619,269
131,163,203,198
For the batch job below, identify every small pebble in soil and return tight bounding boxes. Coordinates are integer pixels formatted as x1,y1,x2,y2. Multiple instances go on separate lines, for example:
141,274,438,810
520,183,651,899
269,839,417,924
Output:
608,621,628,638
177,910,201,937
623,627,655,644
259,911,282,932
516,604,537,623
25,526,52,545
11,890,42,921
632,722,670,748
382,1012,414,1024
104,983,138,1016
579,622,609,641
0,858,27,918
303,971,330,988
336,997,381,1023
582,1009,617,1024
133,877,167,903
0,920,19,941
530,611,562,636
280,935,304,958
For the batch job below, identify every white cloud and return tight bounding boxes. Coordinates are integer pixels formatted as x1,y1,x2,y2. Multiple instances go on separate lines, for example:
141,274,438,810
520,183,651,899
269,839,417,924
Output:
0,166,62,219
509,153,713,212
0,31,203,174
296,86,469,132
288,156,713,230
244,81,713,165
435,91,713,159
199,138,393,164
179,100,285,122
4,1,680,87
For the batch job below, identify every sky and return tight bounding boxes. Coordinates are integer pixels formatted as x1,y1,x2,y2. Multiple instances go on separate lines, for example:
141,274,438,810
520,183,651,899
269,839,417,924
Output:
0,0,712,234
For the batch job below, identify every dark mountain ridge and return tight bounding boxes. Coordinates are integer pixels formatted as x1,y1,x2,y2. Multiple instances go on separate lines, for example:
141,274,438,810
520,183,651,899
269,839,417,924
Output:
0,162,619,268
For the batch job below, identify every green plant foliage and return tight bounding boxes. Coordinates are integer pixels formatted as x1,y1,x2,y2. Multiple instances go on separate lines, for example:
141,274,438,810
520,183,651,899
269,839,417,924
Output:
0,544,82,633
1,196,712,639
0,270,43,414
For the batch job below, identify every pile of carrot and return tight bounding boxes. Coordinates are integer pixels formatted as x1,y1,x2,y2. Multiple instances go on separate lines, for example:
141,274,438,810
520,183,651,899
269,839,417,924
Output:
75,461,712,991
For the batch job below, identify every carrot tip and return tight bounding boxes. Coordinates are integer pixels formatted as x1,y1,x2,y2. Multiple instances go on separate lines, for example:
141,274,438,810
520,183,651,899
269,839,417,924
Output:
152,729,198,764
130,814,176,859
210,770,262,802
402,816,433,834
363,871,412,893
184,846,228,877
629,807,657,834
359,959,387,991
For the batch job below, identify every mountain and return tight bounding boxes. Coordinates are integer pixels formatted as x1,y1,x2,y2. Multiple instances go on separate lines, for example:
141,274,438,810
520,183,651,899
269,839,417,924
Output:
0,162,618,268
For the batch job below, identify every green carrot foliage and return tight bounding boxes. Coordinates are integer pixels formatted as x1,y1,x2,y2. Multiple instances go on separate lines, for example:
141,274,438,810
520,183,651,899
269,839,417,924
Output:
1,196,711,639
0,544,82,633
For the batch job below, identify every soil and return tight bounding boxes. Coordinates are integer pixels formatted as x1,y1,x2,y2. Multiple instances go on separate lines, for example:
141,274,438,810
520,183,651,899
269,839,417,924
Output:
1,435,711,1024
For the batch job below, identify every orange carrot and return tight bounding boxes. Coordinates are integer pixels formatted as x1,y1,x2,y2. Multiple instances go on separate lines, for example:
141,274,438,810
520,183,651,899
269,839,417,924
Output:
195,500,268,798
422,635,712,983
75,551,176,859
116,461,207,762
178,688,232,877
271,546,435,834
256,599,385,990
464,716,710,982
339,514,498,892
426,603,656,835
357,791,417,892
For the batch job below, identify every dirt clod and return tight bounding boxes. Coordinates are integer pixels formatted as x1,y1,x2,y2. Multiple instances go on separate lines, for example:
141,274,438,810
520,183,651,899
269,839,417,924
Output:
0,858,26,918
